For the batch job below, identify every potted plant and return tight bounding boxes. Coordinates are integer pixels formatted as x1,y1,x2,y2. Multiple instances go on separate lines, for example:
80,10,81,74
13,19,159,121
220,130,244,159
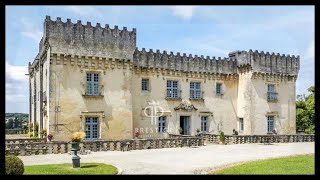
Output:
134,131,140,139
179,127,183,135
40,129,47,139
70,132,86,168
47,133,53,142
71,132,86,149
196,128,201,137
219,131,225,144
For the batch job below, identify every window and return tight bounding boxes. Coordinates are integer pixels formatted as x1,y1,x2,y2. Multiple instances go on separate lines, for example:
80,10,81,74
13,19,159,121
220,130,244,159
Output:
267,116,274,134
167,80,179,98
239,118,244,132
190,82,201,99
216,83,222,96
158,116,166,133
201,116,208,132
86,73,100,95
85,117,99,140
267,84,277,101
141,79,149,91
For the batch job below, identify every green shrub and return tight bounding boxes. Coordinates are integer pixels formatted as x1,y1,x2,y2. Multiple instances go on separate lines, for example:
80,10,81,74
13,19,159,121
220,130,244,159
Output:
27,131,33,137
40,129,47,137
5,155,24,175
219,131,225,142
31,136,39,139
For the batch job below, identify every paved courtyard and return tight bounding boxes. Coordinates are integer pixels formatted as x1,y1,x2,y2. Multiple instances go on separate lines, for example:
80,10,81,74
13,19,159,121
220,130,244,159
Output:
19,142,314,174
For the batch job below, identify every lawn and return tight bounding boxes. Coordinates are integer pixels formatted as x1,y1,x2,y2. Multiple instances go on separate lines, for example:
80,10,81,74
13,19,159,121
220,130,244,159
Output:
24,163,118,175
212,154,314,175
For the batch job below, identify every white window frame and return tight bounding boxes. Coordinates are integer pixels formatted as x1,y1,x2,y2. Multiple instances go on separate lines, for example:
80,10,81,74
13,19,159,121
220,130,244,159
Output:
86,73,100,96
167,80,179,98
216,83,222,96
158,116,166,133
267,116,274,134
239,118,244,132
141,78,149,91
267,84,277,101
85,117,99,140
190,82,201,99
201,116,208,132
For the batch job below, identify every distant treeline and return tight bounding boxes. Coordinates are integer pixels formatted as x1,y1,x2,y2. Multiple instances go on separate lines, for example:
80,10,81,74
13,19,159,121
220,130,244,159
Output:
5,113,29,130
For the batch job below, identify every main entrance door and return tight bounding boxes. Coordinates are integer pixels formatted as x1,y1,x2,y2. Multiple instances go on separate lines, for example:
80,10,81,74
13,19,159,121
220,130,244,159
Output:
180,116,190,135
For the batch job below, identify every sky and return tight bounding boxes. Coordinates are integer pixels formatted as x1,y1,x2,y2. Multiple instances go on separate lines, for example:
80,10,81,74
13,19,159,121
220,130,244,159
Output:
5,6,314,113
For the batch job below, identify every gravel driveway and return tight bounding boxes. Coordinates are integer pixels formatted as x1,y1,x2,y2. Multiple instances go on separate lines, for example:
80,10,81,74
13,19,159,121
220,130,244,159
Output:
19,142,314,174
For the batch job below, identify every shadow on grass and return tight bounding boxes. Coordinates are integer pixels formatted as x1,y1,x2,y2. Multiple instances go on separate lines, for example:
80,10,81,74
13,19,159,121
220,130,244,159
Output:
81,165,99,168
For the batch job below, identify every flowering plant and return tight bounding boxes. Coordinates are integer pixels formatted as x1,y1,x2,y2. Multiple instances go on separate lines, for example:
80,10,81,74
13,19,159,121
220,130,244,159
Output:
134,131,140,138
71,132,86,142
47,133,53,141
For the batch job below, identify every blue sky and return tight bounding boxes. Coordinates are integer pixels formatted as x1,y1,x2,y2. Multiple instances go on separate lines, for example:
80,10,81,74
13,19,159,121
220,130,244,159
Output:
6,6,314,113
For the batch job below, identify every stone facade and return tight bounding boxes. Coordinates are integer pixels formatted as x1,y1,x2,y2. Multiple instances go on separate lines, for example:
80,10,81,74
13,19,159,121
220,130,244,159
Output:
28,16,300,141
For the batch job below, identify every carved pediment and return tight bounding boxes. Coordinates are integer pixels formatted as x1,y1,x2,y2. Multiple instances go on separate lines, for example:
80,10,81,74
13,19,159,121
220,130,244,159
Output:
174,100,198,111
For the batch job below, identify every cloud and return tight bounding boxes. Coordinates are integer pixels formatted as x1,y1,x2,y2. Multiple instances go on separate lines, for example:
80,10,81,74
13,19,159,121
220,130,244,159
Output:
305,40,314,59
63,6,103,17
6,62,28,81
19,17,42,43
6,62,29,112
170,6,196,20
21,31,43,43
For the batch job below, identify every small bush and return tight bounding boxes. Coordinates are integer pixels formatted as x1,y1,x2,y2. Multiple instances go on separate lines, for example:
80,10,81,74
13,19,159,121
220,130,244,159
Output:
5,155,24,175
27,131,33,137
40,129,47,137
219,131,225,142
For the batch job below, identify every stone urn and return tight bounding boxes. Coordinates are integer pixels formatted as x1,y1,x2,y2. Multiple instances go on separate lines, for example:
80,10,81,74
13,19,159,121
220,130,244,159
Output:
71,142,81,168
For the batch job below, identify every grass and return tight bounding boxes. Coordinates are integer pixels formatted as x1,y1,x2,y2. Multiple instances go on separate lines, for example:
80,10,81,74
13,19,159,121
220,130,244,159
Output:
24,163,118,175
212,154,314,175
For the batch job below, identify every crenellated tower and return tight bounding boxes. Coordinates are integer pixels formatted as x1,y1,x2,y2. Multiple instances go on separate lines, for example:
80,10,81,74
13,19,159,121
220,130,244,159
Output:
43,16,136,59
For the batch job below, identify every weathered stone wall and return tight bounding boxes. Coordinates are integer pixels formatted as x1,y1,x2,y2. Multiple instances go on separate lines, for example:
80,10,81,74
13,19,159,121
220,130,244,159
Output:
132,68,239,137
47,53,134,141
134,48,237,74
236,66,296,135
230,50,299,76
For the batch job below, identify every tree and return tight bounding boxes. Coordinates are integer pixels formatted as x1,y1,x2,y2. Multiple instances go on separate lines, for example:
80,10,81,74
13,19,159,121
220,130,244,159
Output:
296,86,315,134
6,119,14,129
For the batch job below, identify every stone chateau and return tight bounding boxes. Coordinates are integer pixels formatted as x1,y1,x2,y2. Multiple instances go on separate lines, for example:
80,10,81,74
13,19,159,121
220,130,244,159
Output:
28,16,300,141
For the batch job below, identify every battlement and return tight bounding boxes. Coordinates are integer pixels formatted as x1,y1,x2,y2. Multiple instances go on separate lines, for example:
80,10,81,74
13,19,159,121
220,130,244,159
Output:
133,48,237,74
43,16,136,59
233,50,300,75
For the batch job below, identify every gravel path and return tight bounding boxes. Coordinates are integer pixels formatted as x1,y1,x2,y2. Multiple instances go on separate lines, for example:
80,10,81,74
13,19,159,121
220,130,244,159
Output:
19,142,314,174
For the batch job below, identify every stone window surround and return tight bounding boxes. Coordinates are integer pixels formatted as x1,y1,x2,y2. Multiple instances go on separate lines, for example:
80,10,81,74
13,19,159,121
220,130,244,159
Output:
141,76,151,95
215,81,224,96
141,78,150,91
81,69,104,97
189,80,204,100
265,111,279,133
79,111,105,139
166,78,181,99
239,117,244,132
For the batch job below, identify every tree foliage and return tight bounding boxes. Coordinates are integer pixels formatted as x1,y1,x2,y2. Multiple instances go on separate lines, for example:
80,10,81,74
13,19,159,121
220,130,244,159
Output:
296,86,314,134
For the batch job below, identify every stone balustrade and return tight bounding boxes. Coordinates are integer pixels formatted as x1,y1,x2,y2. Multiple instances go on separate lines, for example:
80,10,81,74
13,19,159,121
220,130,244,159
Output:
5,129,28,134
5,137,202,156
202,134,315,144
